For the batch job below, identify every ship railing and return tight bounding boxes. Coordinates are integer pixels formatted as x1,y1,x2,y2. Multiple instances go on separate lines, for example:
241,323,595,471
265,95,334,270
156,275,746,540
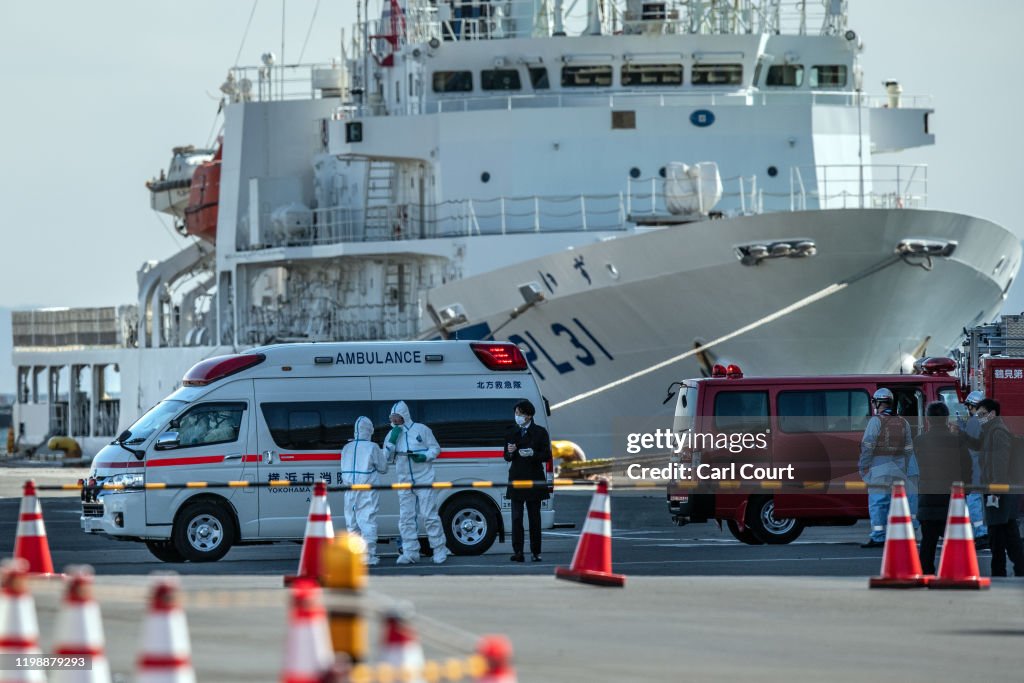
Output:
626,173,764,217
12,306,139,350
789,164,928,211
224,62,347,104
242,304,419,343
364,1,847,42
423,88,932,116
249,195,632,249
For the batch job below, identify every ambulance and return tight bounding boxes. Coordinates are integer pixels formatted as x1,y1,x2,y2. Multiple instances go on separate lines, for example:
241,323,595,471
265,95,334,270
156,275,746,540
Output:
80,341,555,562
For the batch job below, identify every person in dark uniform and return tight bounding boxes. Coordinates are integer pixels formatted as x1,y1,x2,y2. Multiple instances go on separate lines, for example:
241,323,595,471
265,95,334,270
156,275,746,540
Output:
913,402,971,574
503,399,552,562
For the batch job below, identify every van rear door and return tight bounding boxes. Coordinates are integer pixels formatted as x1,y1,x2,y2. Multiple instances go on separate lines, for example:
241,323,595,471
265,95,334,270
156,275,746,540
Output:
254,377,372,538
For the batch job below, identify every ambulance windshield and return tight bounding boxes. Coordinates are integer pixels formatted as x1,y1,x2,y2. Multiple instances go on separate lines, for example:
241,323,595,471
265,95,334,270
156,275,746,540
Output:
123,400,187,444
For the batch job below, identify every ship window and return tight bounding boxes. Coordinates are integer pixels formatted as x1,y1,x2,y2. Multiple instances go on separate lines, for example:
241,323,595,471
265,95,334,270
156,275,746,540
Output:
432,70,473,93
621,63,683,86
766,64,804,87
481,69,522,91
561,65,613,87
692,64,743,86
528,66,550,89
612,111,636,129
810,65,847,88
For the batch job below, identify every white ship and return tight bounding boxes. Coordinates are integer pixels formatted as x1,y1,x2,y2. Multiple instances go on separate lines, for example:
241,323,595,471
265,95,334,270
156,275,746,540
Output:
10,0,1019,459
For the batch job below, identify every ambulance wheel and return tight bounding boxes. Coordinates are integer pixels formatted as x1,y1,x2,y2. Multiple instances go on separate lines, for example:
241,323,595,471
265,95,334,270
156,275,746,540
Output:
726,520,764,545
172,501,236,562
441,494,498,556
746,496,804,545
145,540,186,563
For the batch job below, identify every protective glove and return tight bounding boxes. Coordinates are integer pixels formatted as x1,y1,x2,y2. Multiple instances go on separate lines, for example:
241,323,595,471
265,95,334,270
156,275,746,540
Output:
387,425,403,445
519,448,534,458
409,452,428,463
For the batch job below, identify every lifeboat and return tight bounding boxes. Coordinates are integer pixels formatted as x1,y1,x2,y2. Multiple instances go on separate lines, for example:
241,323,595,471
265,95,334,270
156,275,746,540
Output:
145,145,215,219
183,145,222,243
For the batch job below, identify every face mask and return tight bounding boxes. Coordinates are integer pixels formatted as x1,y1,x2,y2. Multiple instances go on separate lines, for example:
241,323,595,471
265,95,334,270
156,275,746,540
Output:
514,415,527,427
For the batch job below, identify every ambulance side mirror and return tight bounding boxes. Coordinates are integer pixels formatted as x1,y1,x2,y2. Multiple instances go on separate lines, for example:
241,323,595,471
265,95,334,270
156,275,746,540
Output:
155,431,180,450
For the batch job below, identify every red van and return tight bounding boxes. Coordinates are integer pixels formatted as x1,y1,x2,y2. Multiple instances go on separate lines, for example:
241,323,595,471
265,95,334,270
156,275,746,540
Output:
665,359,962,544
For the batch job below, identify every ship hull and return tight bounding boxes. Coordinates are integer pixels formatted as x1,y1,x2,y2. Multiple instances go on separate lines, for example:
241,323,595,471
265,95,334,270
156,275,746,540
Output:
425,208,1019,457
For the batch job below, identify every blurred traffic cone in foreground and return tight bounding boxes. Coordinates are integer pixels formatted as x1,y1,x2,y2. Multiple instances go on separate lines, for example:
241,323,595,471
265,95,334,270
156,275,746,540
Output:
13,481,56,577
51,567,111,683
476,635,516,683
285,481,333,586
555,479,625,587
930,483,991,589
280,578,333,683
869,481,928,588
135,575,195,683
0,559,45,683
378,609,424,683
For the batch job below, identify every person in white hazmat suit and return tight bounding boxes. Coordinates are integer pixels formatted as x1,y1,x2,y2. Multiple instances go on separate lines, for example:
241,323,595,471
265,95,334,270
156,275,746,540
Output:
382,401,448,564
340,416,389,566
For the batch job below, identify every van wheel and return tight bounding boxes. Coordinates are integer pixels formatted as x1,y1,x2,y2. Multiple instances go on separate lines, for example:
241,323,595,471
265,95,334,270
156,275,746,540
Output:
441,495,498,556
746,496,804,545
172,501,236,562
145,540,186,563
726,520,764,545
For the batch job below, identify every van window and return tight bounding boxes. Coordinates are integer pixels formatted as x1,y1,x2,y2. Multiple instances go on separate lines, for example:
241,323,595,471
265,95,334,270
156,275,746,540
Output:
126,400,186,444
174,402,246,448
713,391,769,433
777,390,870,433
937,387,965,420
261,399,528,450
673,384,698,433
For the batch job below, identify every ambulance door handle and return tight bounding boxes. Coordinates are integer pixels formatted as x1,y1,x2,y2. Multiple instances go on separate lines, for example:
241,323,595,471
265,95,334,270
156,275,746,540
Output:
263,450,276,465
224,454,242,461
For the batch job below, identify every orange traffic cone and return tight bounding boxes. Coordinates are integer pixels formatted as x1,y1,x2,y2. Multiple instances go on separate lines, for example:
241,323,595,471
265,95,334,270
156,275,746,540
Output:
279,578,333,683
555,479,625,587
378,609,424,682
13,481,56,577
0,559,45,683
929,483,991,589
285,481,334,586
869,481,928,588
51,567,111,683
476,635,516,683
135,575,195,683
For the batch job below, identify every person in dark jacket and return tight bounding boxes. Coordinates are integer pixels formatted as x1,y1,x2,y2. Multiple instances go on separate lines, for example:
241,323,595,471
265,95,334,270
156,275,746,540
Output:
962,398,1024,577
503,399,552,562
913,402,971,574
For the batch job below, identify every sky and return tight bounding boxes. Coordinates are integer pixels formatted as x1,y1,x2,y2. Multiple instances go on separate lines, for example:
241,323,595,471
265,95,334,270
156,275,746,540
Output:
0,0,1022,392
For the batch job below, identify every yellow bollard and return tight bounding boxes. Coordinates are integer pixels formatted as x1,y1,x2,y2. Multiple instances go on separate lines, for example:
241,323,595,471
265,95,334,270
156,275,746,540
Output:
321,532,369,663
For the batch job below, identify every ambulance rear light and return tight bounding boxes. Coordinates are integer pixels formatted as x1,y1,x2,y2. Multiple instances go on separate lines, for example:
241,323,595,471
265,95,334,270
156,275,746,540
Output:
182,353,266,387
470,342,528,371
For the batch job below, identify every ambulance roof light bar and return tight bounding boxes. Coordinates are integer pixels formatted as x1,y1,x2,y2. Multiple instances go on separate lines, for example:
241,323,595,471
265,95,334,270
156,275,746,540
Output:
182,353,266,387
711,363,744,379
912,356,957,376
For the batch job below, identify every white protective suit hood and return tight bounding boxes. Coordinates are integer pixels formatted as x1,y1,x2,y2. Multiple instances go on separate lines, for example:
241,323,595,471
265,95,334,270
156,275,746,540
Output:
390,401,413,425
354,415,375,441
